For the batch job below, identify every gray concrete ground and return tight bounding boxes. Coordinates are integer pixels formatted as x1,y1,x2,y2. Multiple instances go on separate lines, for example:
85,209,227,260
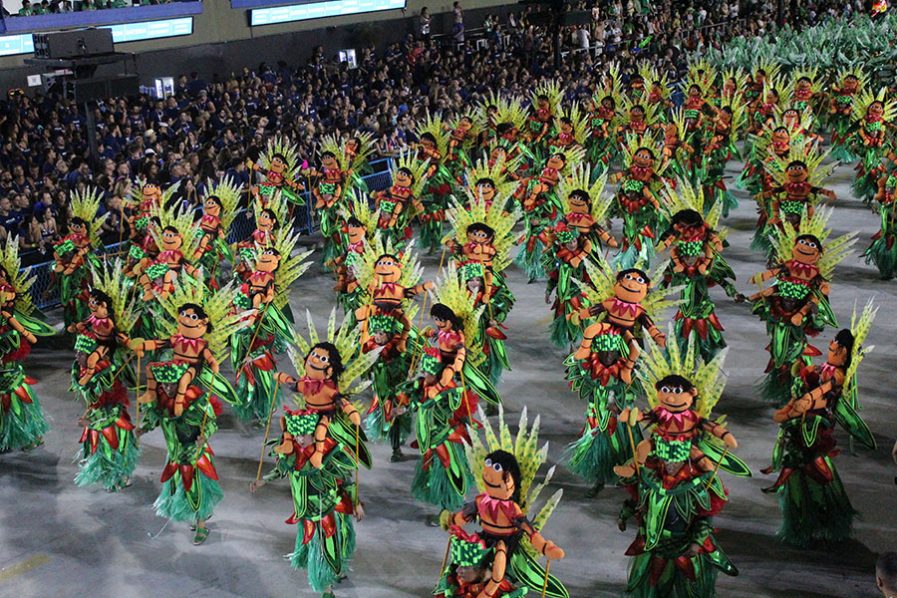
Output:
2,159,896,598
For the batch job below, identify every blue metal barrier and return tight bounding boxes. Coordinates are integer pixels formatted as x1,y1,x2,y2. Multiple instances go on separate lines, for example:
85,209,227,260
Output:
23,159,395,311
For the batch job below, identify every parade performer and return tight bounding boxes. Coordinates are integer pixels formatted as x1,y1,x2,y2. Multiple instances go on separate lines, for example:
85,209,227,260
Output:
401,269,501,513
353,235,432,351
749,207,855,405
609,136,668,268
865,153,897,278
194,176,241,288
436,407,568,598
542,166,616,348
517,148,585,282
828,69,866,161
0,241,57,452
235,194,287,282
305,134,372,266
332,194,377,319
563,258,677,494
657,179,744,361
444,193,519,382
131,274,245,544
53,187,106,328
615,333,751,597
764,301,877,547
136,204,202,339
246,135,305,206
230,228,313,422
415,115,454,254
252,309,377,597
371,150,430,247
124,182,174,278
850,88,897,203
69,261,139,491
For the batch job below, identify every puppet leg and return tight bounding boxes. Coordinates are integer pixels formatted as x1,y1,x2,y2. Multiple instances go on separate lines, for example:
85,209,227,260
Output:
477,540,508,598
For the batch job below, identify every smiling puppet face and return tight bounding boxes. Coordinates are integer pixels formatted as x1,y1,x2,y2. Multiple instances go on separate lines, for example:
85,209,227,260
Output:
256,248,281,273
161,227,183,251
482,451,518,500
177,305,209,339
568,190,591,214
476,178,496,202
791,234,822,265
204,195,222,217
257,209,277,232
304,345,335,380
269,154,288,175
614,269,650,303
143,184,162,204
655,375,697,413
785,160,808,184
395,167,414,188
374,254,401,282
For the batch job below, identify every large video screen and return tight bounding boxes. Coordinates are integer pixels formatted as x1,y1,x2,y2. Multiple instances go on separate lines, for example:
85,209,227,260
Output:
0,17,194,56
249,0,405,26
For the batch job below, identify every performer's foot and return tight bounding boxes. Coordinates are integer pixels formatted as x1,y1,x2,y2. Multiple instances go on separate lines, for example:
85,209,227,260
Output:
425,514,441,527
585,480,604,498
193,526,210,545
390,448,404,463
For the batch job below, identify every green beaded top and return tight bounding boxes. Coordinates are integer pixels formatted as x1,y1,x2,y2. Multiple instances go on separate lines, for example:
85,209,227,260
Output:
652,437,692,462
777,279,810,300
676,240,704,257
286,413,319,436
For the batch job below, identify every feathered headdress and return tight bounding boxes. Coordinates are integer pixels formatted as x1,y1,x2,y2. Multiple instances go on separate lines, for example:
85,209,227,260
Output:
204,175,243,234
352,233,424,294
70,186,108,247
269,228,314,310
90,258,139,335
257,134,301,180
842,298,877,413
288,308,380,397
341,190,380,238
389,149,431,199
445,193,521,274
556,164,613,223
769,205,856,279
531,80,564,116
157,272,248,362
0,237,37,316
851,86,897,124
659,177,724,232
416,112,452,159
464,152,521,201
578,254,679,323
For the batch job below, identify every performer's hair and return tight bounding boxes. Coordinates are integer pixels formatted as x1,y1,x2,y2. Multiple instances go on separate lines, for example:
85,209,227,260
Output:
89,288,113,307
272,153,289,167
71,216,87,228
162,226,179,234
179,303,212,331
878,552,897,591
476,177,495,188
308,342,344,380
420,132,437,144
467,222,495,238
552,152,567,163
616,268,651,284
376,253,400,264
496,122,514,136
834,329,855,367
205,195,223,208
397,167,415,181
485,450,522,502
431,303,463,329
662,209,705,242
321,150,336,159
655,374,695,392
346,216,363,228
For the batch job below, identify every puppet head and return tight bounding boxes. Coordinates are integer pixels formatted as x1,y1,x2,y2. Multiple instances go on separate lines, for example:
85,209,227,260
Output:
256,247,281,273
345,217,366,245
142,183,162,205
791,234,823,265
160,226,183,251
204,194,223,217
304,341,343,381
269,153,289,175
827,328,854,367
614,268,650,303
546,153,567,172
257,208,278,233
568,189,591,214
482,449,521,502
843,74,859,92
633,147,655,169
475,178,497,203
431,302,462,332
177,303,211,340
69,216,88,238
655,374,697,413
629,104,646,122
374,253,402,283
321,150,338,169
88,288,112,319
395,167,415,188
785,160,809,184
466,222,495,246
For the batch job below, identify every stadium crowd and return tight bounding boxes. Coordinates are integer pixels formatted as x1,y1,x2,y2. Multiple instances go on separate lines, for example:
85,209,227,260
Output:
0,0,865,262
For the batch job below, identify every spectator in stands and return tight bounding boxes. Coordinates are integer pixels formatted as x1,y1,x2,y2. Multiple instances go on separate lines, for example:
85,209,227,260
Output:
419,7,431,40
877,552,897,597
452,1,465,45
18,0,33,15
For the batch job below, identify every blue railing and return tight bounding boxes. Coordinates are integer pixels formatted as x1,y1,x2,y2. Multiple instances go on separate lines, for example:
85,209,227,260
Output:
24,158,395,310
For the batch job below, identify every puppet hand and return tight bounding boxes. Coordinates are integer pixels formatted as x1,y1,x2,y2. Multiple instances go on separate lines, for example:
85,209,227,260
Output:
440,369,454,387
310,450,324,469
749,273,763,285
733,293,746,304
655,333,667,348
66,324,77,333
349,410,362,427
627,407,640,427
618,407,631,423
353,500,365,521
249,480,265,493
723,432,738,449
772,406,791,423
620,367,633,385
426,386,439,400
544,542,565,560
607,236,619,248
24,332,37,345
423,280,435,291
789,312,805,326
